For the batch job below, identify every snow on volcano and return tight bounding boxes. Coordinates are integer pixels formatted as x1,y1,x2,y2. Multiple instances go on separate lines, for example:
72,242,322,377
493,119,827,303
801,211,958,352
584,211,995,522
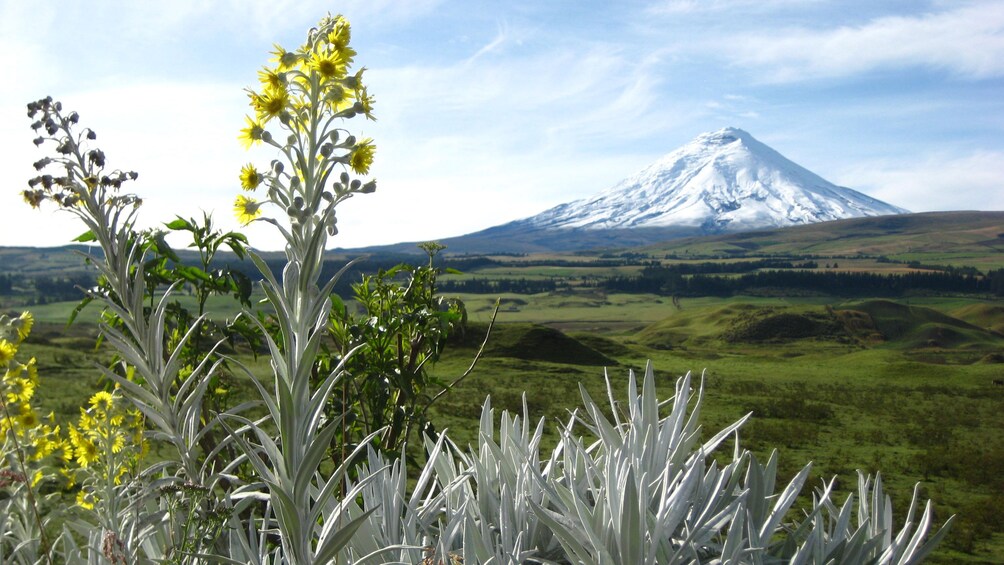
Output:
523,127,908,232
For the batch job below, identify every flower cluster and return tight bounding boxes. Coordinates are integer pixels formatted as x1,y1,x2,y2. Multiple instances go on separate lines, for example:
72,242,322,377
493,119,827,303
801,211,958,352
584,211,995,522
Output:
24,97,140,213
0,312,71,486
67,388,146,509
235,13,376,249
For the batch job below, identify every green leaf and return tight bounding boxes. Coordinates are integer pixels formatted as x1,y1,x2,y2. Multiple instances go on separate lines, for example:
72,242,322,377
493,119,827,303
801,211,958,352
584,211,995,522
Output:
177,265,213,283
164,217,192,230
72,230,96,242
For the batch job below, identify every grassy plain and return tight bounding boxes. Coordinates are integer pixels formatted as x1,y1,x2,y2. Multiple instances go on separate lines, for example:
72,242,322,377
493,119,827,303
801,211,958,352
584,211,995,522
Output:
14,293,1004,563
7,212,1004,563
423,293,1004,564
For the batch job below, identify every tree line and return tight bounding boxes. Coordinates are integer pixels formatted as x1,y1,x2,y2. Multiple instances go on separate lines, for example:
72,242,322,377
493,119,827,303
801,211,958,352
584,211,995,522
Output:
605,269,1004,297
5,260,1003,302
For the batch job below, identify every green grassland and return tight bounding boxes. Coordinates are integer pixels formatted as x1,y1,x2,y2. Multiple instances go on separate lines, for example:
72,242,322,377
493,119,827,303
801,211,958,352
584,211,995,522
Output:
426,295,1004,563
6,211,1004,563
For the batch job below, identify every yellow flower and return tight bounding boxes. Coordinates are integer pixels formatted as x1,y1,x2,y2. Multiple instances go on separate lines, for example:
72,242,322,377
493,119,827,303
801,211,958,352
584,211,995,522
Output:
69,426,99,467
0,339,16,364
77,412,97,438
239,116,265,149
15,312,33,341
308,50,346,81
234,195,263,225
17,404,38,428
76,490,95,510
252,86,290,123
258,67,286,91
239,163,263,191
270,44,300,71
34,426,61,458
324,85,353,112
5,375,34,404
25,357,37,382
327,16,353,54
111,431,127,454
89,390,115,412
356,85,376,121
350,138,376,175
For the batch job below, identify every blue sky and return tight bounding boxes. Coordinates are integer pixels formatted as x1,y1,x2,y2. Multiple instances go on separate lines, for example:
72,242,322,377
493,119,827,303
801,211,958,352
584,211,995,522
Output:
2,0,1002,251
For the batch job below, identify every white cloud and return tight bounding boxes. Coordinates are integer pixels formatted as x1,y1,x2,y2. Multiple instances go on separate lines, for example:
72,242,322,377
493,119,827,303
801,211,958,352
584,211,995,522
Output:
728,3,1004,81
647,0,821,15
837,151,1004,212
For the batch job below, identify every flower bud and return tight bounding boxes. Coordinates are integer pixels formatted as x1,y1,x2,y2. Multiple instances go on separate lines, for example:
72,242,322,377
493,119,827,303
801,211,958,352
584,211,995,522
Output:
261,130,273,143
293,196,304,209
321,191,334,202
287,134,297,146
319,143,334,157
339,172,349,185
272,160,284,174
329,130,339,144
350,179,361,190
344,135,356,146
360,180,376,194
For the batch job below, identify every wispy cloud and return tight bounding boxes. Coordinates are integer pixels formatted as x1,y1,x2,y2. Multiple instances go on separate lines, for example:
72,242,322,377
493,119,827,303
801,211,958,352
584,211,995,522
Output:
727,2,1004,81
647,0,822,15
838,151,1004,212
466,20,510,63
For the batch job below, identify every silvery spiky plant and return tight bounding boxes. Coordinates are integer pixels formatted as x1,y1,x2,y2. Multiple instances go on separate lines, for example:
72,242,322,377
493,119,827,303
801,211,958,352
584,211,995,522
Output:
25,95,235,561
220,13,387,564
516,364,950,564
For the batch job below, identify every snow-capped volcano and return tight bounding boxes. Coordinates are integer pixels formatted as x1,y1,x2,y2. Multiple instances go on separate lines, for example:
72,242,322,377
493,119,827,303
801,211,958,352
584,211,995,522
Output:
523,127,907,232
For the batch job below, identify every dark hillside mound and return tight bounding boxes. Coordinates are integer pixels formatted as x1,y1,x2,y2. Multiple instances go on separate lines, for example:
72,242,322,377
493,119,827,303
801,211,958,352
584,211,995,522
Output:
843,300,1004,349
635,303,762,349
950,303,1004,334
721,308,847,343
848,300,976,339
976,352,1004,364
569,333,635,358
450,323,616,366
